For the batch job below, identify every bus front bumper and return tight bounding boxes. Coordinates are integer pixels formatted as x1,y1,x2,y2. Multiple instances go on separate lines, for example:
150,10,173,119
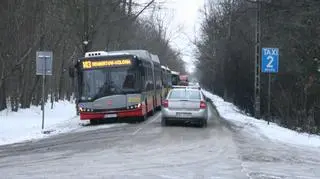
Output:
80,108,145,120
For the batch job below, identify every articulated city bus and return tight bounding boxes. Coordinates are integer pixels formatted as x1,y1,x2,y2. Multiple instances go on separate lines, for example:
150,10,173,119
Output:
161,65,172,98
151,54,162,110
74,50,161,124
171,70,180,86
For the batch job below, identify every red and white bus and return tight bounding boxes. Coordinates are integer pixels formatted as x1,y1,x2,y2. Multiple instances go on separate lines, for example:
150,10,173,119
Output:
178,75,189,86
72,50,162,124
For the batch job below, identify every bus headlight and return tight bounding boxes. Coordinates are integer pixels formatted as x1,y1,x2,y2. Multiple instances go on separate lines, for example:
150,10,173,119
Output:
79,107,93,112
127,103,141,109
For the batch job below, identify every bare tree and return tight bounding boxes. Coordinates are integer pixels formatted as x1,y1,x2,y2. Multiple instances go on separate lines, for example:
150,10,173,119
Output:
0,0,185,113
196,0,320,133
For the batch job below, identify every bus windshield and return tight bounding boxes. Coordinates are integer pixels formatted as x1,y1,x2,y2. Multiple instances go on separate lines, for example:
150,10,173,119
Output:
80,66,141,100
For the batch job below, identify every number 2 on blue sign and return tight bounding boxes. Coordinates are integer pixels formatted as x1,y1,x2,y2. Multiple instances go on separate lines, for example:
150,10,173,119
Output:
266,56,273,68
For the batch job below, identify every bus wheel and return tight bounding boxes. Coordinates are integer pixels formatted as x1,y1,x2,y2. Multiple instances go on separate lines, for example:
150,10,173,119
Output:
90,119,99,125
139,112,147,122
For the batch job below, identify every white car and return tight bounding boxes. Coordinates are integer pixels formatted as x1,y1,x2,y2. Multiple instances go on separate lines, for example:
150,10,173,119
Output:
161,88,208,127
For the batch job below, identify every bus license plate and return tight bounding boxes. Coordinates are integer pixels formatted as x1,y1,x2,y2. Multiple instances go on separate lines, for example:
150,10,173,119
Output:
104,114,117,118
176,112,191,118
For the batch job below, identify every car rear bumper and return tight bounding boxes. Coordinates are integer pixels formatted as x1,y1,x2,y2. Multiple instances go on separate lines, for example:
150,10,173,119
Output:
161,108,207,120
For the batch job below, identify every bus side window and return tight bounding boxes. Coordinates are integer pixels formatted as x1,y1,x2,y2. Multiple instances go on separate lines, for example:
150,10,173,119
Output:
157,68,162,89
148,64,152,91
145,64,150,91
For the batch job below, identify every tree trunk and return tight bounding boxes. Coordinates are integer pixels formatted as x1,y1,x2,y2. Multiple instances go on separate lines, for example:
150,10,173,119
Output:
128,0,132,15
122,0,126,13
58,44,66,100
0,80,7,111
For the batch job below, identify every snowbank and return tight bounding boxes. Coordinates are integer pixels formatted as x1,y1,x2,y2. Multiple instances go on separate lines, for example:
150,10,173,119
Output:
0,101,126,146
202,89,320,148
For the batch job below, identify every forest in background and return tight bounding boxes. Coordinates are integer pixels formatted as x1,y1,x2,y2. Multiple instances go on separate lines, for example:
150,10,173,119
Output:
195,0,320,134
0,0,186,112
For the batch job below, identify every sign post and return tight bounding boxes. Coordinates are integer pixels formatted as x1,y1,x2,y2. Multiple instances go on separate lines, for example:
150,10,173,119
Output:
36,51,53,131
261,48,279,124
254,0,262,119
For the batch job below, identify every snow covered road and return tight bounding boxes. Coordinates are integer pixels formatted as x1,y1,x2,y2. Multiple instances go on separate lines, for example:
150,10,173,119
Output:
0,103,319,178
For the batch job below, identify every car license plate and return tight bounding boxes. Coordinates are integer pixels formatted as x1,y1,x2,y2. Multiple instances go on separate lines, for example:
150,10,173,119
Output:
104,114,117,118
176,112,192,118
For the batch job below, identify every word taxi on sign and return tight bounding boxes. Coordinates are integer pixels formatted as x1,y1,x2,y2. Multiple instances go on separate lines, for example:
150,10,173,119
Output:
82,59,132,69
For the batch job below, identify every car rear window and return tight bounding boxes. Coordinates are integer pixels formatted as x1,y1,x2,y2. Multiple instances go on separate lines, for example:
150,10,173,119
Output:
168,90,201,100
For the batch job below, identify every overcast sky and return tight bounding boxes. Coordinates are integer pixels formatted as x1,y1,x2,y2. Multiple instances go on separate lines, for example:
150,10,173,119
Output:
140,0,205,73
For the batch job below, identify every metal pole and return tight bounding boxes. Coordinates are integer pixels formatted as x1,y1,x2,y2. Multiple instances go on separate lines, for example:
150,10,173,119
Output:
74,0,89,116
224,0,233,101
254,0,261,118
83,0,89,54
267,73,271,124
42,57,46,130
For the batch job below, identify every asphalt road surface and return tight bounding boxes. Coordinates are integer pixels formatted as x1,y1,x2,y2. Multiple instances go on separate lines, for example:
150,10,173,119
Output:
0,103,319,179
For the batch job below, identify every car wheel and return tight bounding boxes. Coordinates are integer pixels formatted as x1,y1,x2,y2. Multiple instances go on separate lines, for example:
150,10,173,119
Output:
199,118,207,128
203,119,208,127
199,121,204,128
161,117,167,126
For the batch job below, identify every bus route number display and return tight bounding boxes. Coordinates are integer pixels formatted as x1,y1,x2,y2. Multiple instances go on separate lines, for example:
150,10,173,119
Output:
82,59,132,69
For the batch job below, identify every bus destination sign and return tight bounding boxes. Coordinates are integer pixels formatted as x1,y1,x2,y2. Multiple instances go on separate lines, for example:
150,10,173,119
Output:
82,59,132,69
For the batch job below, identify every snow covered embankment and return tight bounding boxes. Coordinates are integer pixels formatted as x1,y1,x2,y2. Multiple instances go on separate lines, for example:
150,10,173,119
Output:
0,101,84,146
0,100,128,146
202,89,320,148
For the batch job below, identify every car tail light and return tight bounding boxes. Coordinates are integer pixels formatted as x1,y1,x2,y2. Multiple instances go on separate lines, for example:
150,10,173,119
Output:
200,101,206,109
162,100,168,108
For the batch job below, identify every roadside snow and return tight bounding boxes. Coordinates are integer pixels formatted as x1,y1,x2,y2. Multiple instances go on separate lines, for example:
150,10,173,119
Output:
202,89,320,148
0,101,126,146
